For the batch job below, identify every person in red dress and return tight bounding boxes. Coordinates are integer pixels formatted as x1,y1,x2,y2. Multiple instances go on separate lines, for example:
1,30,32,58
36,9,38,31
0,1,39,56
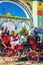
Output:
30,37,36,50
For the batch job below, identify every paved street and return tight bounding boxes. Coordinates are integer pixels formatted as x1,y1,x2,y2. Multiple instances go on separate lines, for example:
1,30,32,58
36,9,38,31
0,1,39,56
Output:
0,61,43,65
0,56,43,65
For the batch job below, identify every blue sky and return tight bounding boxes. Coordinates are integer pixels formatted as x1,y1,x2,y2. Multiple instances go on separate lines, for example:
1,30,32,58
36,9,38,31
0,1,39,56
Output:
0,2,26,17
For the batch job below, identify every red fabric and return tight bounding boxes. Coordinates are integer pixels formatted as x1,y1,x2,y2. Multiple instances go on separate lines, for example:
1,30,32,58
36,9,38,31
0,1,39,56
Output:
30,41,34,44
30,38,35,45
32,43,36,50
7,47,14,51
2,35,11,44
16,46,24,51
1,34,5,37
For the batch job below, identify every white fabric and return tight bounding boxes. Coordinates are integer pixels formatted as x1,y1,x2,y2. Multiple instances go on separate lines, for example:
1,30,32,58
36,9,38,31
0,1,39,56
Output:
10,37,19,49
30,27,35,37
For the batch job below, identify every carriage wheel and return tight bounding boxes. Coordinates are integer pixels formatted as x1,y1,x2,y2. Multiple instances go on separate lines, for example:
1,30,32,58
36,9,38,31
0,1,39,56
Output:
1,47,15,56
1,47,21,61
15,50,22,59
27,50,39,63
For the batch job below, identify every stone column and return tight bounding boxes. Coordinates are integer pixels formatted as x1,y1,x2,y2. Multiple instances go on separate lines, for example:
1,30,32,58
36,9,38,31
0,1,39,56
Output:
33,1,38,27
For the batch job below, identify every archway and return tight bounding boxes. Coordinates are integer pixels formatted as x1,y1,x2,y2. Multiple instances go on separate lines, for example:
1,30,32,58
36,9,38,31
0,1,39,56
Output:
0,1,34,35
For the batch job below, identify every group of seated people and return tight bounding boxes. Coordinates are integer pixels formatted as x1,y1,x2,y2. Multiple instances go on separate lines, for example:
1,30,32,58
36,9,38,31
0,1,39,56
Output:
0,27,29,49
0,26,43,51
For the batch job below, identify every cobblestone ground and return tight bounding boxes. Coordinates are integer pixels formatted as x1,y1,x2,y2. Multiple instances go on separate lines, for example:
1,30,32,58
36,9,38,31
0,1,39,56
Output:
0,56,43,65
0,62,43,65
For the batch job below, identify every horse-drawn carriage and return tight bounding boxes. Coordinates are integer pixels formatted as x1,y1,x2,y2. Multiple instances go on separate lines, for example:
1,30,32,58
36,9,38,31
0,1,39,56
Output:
0,33,43,63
